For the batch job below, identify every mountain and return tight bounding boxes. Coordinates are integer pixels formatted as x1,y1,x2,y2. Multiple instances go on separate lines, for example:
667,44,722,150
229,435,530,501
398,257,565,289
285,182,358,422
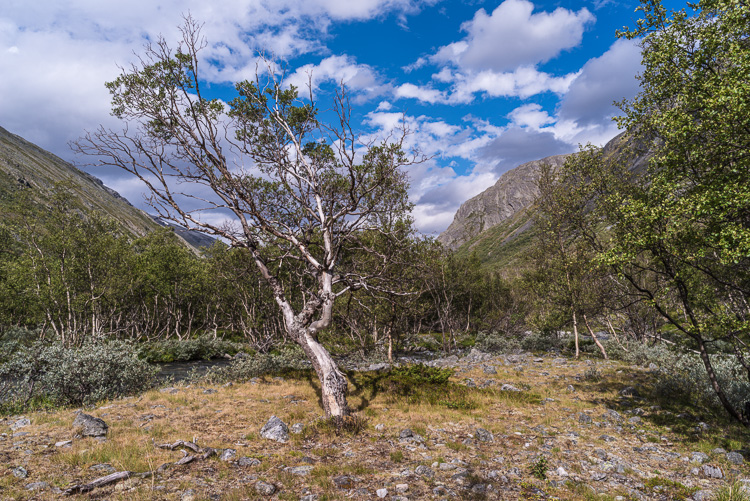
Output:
0,125,214,250
438,153,571,251
438,132,648,271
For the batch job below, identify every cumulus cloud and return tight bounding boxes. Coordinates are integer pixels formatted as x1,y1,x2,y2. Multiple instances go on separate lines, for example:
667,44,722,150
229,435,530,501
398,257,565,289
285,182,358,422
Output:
433,0,594,72
285,55,387,99
477,126,574,174
554,38,642,145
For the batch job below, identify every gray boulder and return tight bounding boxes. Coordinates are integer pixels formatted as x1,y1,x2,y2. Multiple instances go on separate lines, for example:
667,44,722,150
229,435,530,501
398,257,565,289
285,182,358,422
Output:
10,418,30,431
260,415,289,443
727,451,745,464
73,413,108,437
475,428,494,443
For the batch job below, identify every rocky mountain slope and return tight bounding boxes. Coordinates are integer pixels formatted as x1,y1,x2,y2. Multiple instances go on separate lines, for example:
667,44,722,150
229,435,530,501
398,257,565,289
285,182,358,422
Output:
438,154,571,251
0,125,214,250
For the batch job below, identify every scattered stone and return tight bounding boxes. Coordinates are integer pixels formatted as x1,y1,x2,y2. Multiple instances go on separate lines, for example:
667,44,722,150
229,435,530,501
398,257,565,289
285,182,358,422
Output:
260,416,289,443
648,363,659,371
202,388,217,394
553,358,567,365
255,480,276,496
333,475,356,489
159,387,179,394
619,386,639,397
300,495,319,501
692,490,712,501
691,452,710,464
593,449,607,460
727,452,745,465
238,457,261,467
25,482,49,491
604,409,623,423
399,428,424,443
500,384,521,392
55,440,73,448
628,416,642,425
578,413,593,424
556,466,568,477
89,464,116,473
291,423,304,434
286,465,313,476
395,483,409,493
368,363,389,371
701,465,723,479
220,449,236,461
696,422,710,432
599,435,616,442
415,465,435,478
11,466,28,478
10,418,30,431
73,412,108,437
482,365,497,375
712,447,727,455
567,385,576,392
475,427,494,443
376,488,388,498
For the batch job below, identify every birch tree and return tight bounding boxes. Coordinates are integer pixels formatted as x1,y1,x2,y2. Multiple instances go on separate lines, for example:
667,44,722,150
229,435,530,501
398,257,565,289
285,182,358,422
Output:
74,17,422,418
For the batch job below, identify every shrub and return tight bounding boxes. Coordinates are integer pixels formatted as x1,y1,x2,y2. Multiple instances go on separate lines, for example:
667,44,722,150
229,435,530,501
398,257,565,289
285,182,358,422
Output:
138,335,243,363
530,455,548,480
475,331,522,353
520,331,565,353
0,340,157,409
199,345,309,383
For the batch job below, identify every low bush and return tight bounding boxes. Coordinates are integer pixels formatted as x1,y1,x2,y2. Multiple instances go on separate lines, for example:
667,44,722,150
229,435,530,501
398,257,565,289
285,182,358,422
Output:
520,331,565,353
198,345,309,383
475,331,522,353
0,340,157,410
138,335,244,363
604,339,750,417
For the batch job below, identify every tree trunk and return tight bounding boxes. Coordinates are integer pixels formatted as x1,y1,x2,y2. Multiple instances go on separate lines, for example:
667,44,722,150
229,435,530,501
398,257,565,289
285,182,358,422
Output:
583,313,608,360
572,311,580,359
294,328,349,418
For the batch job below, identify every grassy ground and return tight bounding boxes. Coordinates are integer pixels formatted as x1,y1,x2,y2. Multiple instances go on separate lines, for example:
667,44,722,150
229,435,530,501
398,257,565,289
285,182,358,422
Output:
1,355,748,500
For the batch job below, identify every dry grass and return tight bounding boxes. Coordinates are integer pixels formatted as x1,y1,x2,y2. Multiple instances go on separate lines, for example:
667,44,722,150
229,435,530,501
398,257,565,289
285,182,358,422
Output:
0,357,748,500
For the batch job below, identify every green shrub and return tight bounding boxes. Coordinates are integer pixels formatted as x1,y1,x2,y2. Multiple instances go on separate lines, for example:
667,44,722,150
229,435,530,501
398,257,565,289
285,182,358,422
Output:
199,345,309,383
0,340,157,409
530,455,548,480
138,335,244,363
520,331,565,353
475,331,522,353
389,364,453,386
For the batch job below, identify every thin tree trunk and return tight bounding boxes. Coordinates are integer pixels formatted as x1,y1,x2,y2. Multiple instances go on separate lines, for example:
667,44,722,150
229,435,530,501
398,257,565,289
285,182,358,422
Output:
605,315,629,353
295,328,349,418
572,311,580,359
583,313,608,360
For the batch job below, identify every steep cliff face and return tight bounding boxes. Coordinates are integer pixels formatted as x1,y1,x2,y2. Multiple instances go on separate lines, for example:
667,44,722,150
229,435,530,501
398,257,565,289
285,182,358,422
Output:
437,153,571,250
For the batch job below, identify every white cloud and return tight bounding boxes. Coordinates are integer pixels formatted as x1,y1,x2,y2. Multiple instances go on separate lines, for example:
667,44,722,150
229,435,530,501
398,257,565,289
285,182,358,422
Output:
285,55,387,99
508,103,554,129
394,83,447,104
432,0,594,72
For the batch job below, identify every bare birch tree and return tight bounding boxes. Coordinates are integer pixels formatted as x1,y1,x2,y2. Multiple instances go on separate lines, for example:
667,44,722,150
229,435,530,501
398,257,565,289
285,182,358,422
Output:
74,17,422,418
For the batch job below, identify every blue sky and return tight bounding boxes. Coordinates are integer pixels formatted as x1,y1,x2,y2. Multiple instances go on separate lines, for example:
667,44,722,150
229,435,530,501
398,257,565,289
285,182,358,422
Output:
0,0,683,234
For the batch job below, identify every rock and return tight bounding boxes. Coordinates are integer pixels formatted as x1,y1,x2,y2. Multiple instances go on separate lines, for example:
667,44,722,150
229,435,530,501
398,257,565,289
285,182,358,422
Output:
300,495,319,501
500,384,521,392
599,435,616,442
648,363,659,371
593,449,608,460
619,386,639,397
395,483,409,493
255,480,276,496
73,412,108,437
482,365,497,375
399,428,424,443
604,409,623,423
567,385,576,392
55,440,72,448
556,466,568,477
238,457,261,467
553,358,567,365
415,465,435,478
628,416,642,425
691,452,709,464
220,449,236,461
701,465,723,479
25,482,49,491
727,452,745,465
712,447,727,454
260,416,289,443
286,465,313,476
578,413,593,424
692,490,713,501
475,427,494,442
181,489,197,501
375,424,385,431
10,418,30,431
291,423,304,434
333,475,356,489
376,488,388,498
89,463,116,473
11,466,28,478
368,363,389,371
